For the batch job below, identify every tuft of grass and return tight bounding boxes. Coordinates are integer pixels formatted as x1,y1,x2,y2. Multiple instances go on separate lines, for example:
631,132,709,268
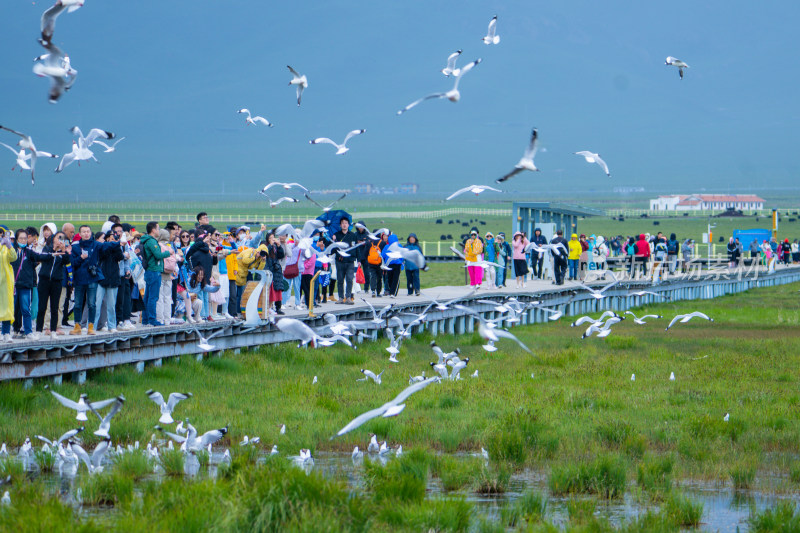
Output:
664,492,703,527
730,462,756,490
79,472,134,506
33,449,56,473
550,455,627,499
637,455,674,496
790,462,800,484
112,450,153,480
502,490,547,527
473,464,510,495
749,501,800,532
431,455,482,492
363,448,430,503
0,458,25,483
158,449,185,477
485,407,557,465
566,498,597,524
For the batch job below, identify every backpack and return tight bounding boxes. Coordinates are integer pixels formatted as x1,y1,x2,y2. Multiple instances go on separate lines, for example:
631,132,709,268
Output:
368,243,382,265
163,245,178,274
667,240,678,255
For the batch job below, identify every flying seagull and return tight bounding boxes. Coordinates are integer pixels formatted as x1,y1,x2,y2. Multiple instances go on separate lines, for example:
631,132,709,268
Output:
261,182,308,194
496,128,540,183
578,271,619,300
237,108,273,127
445,184,502,201
665,56,689,79
0,126,49,185
287,65,308,106
310,129,365,155
188,323,225,351
441,49,463,77
574,151,611,177
40,0,84,45
146,390,192,425
333,377,440,437
32,40,77,104
397,58,482,115
482,15,500,44
624,311,662,325
665,311,713,331
47,389,117,421
71,438,112,475
91,137,125,153
304,192,347,212
358,369,384,385
87,395,125,438
384,242,427,270
261,194,299,208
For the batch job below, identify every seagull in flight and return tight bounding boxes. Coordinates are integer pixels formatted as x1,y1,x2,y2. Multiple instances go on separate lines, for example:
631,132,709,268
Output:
524,240,566,257
310,129,365,155
158,422,228,453
237,109,273,127
260,193,299,208
570,311,619,328
455,305,535,355
91,137,125,153
445,184,502,201
36,427,84,449
496,129,540,183
40,0,84,45
87,395,125,438
482,15,500,45
32,40,77,104
578,271,619,300
450,245,502,270
358,369,384,385
441,49,462,77
287,65,308,106
147,390,191,425
71,438,112,475
276,317,353,348
0,126,54,185
56,141,98,173
304,192,347,212
665,56,689,79
385,242,427,270
582,317,623,339
574,151,611,177
397,58,482,115
628,290,667,299
0,142,56,174
261,182,308,194
665,311,713,331
624,311,662,325
333,377,439,437
47,389,117,421
188,323,225,351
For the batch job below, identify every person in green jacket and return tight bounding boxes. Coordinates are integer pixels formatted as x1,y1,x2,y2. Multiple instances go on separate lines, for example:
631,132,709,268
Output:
140,221,174,326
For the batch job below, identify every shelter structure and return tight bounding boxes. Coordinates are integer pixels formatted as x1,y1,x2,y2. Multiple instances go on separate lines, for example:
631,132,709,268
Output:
512,202,603,236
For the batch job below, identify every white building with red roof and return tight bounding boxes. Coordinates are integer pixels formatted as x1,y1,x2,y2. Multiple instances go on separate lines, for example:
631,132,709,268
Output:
650,194,764,212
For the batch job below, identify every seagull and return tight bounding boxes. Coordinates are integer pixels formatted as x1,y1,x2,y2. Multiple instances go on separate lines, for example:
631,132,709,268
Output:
455,305,534,355
312,376,318,385
441,49,462,77
240,435,260,446
352,446,363,460
47,389,117,421
0,143,34,172
1,491,9,506
665,311,714,331
157,423,228,453
445,184,501,201
482,15,500,45
270,445,279,455
525,240,566,257
471,370,479,378
237,108,273,127
0,126,49,185
574,151,611,177
333,377,440,437
669,372,675,381
665,56,689,79
188,323,225,351
71,438,111,474
409,372,426,385
449,358,469,380
449,245,503,271
260,194,299,208
36,427,84,449
624,311,662,325
360,298,393,325
358,369,384,385
384,328,402,359
70,126,114,150
354,223,390,241
276,317,351,348
287,65,308,106
19,438,32,457
578,271,619,300
723,413,729,422
32,40,78,104
87,396,125,438
0,444,7,457
496,129,540,183
40,0,84,44
55,140,97,173
430,289,477,312
261,182,308,194
631,374,635,381
581,317,623,339
430,362,449,379
304,192,347,212
278,424,286,435
397,58,482,115
378,441,392,456
91,137,125,153
310,129,365,155
368,434,380,453
628,290,666,298
146,390,192,425
430,341,460,365
384,242,427,270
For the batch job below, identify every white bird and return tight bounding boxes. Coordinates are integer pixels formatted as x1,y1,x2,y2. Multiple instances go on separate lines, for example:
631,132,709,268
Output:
441,49,462,77
312,376,318,385
47,389,117,421
158,423,228,454
91,137,125,153
240,435,260,446
146,390,191,425
723,413,729,422
669,372,675,381
358,369,384,385
0,143,33,172
482,15,500,45
0,444,7,457
471,370,479,378
582,320,619,339
1,491,9,506
87,396,125,438
578,271,619,300
409,372,426,385
384,242,428,270
430,341,460,365
70,126,114,149
455,305,534,355
496,128,541,183
287,65,308,106
449,358,469,380
261,182,308,194
32,40,78,104
333,377,439,437
278,424,286,435
397,58,482,115
270,445,279,455
71,438,111,474
665,311,714,331
624,311,662,325
188,323,225,352
359,298,394,325
574,151,611,177
430,362,449,380
351,446,363,460
40,0,84,44
260,194,299,208
19,438,32,457
36,427,84,449
237,108,273,127
384,328,402,358
276,317,353,348
55,141,96,173
310,130,365,155
524,241,566,257
368,434,379,453
570,311,618,327
0,126,50,185
304,192,347,212
631,374,635,381
378,441,392,456
665,56,689,79
395,445,403,457
628,290,666,298
445,184,501,201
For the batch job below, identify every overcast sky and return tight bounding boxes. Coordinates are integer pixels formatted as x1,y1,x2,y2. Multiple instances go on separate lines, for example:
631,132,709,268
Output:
1,1,798,199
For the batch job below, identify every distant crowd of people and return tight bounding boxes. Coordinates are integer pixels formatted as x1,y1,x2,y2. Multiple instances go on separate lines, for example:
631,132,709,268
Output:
0,214,426,342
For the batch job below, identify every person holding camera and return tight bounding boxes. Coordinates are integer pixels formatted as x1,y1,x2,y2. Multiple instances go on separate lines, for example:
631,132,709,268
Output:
36,232,71,338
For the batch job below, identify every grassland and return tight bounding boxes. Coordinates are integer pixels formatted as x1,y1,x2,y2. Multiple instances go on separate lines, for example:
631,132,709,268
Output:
1,283,799,530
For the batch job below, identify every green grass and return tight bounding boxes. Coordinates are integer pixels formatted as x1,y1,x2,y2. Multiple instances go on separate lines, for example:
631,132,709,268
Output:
749,501,800,532
549,455,628,499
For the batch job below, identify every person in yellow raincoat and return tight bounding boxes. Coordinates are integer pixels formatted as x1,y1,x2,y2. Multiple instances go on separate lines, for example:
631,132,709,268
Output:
1,226,18,340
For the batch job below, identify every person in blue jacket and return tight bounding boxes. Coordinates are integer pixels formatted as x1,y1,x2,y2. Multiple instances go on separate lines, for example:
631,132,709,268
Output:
404,233,422,296
381,233,403,297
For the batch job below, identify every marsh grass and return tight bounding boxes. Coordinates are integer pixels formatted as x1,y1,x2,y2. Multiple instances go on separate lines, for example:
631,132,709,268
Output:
663,492,703,527
637,455,674,496
79,471,134,506
501,490,547,527
33,449,56,473
730,461,757,490
566,498,598,524
473,464,510,495
550,456,627,499
0,457,25,482
158,449,185,477
363,449,430,503
431,454,482,492
749,501,800,532
112,450,153,480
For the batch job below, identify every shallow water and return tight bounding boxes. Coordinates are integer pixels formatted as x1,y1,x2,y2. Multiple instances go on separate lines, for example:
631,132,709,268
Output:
11,449,800,531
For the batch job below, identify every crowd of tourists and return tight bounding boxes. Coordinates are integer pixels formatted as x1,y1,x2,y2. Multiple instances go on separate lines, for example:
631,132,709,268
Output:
0,214,425,342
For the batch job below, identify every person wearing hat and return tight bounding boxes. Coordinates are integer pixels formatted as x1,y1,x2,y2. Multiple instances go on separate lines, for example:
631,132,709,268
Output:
463,230,484,289
494,233,511,287
483,232,496,287
0,226,17,341
529,228,547,279
235,224,266,249
511,231,530,288
568,233,582,281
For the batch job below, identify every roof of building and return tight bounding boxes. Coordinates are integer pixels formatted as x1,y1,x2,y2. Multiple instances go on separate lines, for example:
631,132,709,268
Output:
658,194,764,204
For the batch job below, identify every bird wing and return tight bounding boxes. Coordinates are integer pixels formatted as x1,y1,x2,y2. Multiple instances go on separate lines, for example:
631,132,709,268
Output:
360,297,379,319
304,193,324,209
274,197,297,205
342,129,365,145
88,397,117,411
57,427,83,444
666,314,686,330
486,16,497,39
36,435,54,446
575,151,593,159
92,140,112,151
391,376,439,405
296,85,304,106
445,50,461,71
91,440,110,469
276,317,316,342
595,155,610,176
334,405,388,437
252,117,272,126
598,278,619,294
325,193,347,209
166,393,191,411
522,128,539,159
452,59,481,90
482,185,503,193
157,427,187,443
101,397,125,424
322,242,347,255
287,65,301,78
310,137,338,148
624,311,638,320
286,182,308,192
641,315,661,320
55,150,76,173
237,108,251,118
445,186,475,201
70,443,92,471
492,328,533,354
84,129,113,146
384,328,395,344
496,167,524,183
40,2,67,42
0,142,20,157
301,219,325,238
397,93,446,115
261,182,283,193
146,390,165,407
198,427,227,447
49,390,80,410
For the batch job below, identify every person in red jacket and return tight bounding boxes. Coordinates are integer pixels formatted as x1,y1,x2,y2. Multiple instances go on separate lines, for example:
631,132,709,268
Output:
634,234,650,277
